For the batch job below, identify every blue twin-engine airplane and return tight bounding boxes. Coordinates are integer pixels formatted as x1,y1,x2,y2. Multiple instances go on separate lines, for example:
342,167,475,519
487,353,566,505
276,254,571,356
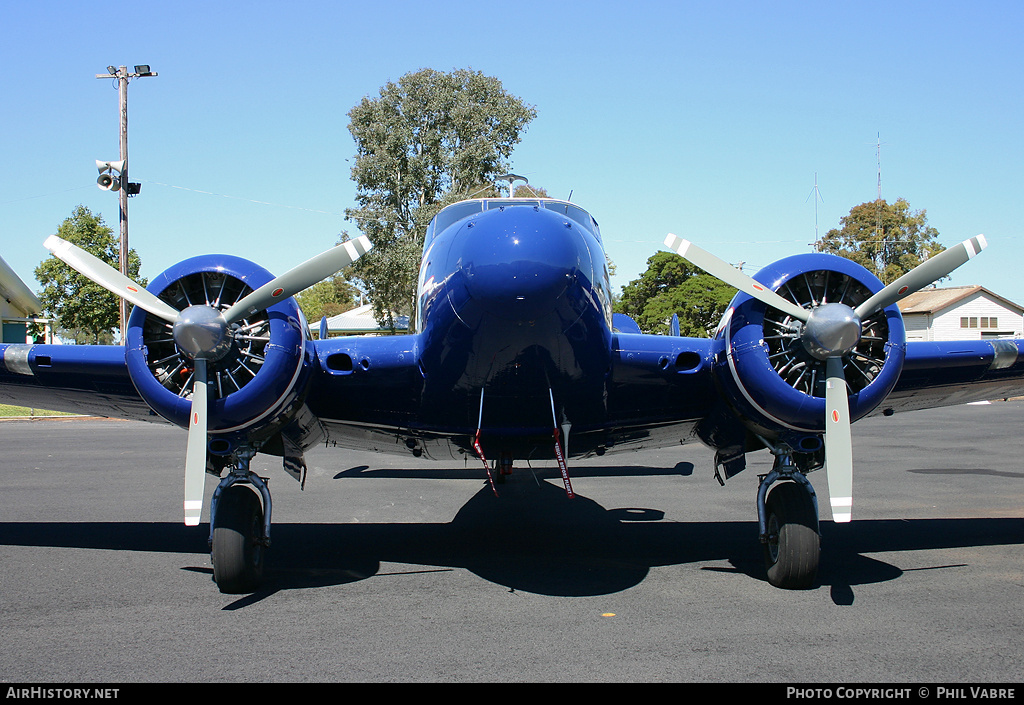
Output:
2,196,1022,593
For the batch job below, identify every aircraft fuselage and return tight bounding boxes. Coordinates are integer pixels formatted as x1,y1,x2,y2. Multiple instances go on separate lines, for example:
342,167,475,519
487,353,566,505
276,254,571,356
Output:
416,200,614,444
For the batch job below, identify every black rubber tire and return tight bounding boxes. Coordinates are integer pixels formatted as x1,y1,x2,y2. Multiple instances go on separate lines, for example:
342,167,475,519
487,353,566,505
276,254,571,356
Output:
211,485,265,594
763,482,820,589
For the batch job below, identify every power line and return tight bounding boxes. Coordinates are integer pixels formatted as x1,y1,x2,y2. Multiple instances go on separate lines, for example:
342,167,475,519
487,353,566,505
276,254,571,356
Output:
142,181,345,216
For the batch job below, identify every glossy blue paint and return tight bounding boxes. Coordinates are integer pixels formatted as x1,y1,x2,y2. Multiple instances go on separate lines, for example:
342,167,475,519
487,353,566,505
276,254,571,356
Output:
415,203,612,437
125,255,314,444
713,253,906,442
4,197,1024,470
306,200,722,459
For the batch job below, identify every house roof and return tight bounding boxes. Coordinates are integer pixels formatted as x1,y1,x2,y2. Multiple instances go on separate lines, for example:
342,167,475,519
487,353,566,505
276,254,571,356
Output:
324,304,409,333
897,286,1024,315
0,253,43,316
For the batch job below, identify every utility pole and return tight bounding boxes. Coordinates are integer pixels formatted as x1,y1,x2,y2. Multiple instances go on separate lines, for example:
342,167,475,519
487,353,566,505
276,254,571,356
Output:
95,64,157,343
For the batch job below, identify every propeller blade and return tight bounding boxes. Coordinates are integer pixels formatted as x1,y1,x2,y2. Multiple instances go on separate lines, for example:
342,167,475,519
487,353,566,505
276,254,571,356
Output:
43,235,180,323
824,356,853,523
223,236,372,324
854,235,987,319
664,234,810,322
183,358,209,526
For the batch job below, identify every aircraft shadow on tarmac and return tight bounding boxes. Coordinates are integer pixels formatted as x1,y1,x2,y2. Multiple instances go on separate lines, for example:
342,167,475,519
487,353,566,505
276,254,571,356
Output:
331,461,697,480
1,469,1021,607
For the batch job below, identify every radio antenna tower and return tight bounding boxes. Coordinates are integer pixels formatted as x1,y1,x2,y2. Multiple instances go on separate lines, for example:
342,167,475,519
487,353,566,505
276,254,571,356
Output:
874,132,885,247
876,132,883,200
806,172,824,250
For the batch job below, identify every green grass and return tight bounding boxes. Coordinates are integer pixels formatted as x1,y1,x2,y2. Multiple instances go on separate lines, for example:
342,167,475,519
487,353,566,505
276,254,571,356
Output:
0,404,78,417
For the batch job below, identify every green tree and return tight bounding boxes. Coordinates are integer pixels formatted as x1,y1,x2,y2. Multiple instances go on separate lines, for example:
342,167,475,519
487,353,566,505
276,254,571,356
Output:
512,183,549,198
616,251,736,336
35,205,145,344
295,274,360,326
638,274,737,336
345,68,536,328
616,251,699,321
817,198,945,284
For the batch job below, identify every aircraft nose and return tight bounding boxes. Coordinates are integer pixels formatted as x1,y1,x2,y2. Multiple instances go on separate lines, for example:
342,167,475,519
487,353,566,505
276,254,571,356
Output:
457,209,581,321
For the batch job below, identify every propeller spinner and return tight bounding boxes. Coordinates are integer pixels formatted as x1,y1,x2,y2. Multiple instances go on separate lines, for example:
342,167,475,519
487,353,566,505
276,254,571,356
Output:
665,232,986,522
44,235,372,525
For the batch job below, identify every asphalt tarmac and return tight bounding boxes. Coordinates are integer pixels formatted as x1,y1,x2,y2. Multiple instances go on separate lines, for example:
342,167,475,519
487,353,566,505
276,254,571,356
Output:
0,401,1021,683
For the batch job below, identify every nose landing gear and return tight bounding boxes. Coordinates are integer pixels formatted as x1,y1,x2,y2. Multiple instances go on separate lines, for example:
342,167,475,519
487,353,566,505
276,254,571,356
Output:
757,448,821,589
209,446,271,594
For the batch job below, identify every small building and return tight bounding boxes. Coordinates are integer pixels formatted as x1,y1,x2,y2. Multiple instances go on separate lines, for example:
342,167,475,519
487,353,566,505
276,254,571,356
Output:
322,304,409,337
0,254,51,344
898,286,1024,341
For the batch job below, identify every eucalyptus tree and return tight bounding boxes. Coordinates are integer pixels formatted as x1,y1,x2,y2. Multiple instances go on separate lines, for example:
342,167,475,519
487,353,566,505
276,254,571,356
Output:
345,68,536,328
817,198,944,284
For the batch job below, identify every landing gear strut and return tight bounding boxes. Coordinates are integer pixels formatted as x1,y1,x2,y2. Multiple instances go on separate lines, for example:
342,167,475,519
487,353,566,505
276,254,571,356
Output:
209,447,271,593
757,448,821,589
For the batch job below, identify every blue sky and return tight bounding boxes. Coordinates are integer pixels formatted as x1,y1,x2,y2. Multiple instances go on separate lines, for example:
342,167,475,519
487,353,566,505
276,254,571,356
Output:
2,1,1022,307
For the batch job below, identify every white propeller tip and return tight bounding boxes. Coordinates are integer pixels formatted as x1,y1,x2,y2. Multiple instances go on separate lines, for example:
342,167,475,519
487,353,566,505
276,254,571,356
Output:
184,500,203,526
342,236,373,261
966,234,987,257
830,497,852,523
664,233,688,253
43,235,64,253
970,233,987,256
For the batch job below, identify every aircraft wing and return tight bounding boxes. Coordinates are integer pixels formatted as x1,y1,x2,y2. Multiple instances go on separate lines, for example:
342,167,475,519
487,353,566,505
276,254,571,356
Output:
5,333,1024,437
306,329,1024,459
0,343,154,421
874,338,1024,414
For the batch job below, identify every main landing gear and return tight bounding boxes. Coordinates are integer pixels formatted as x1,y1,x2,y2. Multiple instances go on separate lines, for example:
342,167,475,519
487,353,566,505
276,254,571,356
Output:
209,447,271,594
756,448,821,589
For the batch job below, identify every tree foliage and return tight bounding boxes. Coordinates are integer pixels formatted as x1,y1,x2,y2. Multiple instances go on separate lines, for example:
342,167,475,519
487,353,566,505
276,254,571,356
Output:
513,183,549,198
294,273,360,326
615,251,736,336
817,198,944,284
35,205,144,344
345,68,536,327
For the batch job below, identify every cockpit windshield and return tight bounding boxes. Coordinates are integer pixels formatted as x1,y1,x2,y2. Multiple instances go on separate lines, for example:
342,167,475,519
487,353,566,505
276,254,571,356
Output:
425,199,601,245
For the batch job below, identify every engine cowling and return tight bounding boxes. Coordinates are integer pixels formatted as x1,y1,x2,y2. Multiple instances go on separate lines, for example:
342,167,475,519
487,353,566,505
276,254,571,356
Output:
124,255,314,447
713,252,906,450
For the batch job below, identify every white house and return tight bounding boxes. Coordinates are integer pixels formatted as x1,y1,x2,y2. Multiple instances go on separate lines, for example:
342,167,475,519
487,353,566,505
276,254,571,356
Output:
322,304,409,337
0,254,51,344
897,286,1024,341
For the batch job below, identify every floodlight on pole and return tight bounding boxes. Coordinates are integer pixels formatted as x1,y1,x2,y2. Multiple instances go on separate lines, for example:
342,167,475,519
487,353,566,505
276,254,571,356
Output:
94,64,157,343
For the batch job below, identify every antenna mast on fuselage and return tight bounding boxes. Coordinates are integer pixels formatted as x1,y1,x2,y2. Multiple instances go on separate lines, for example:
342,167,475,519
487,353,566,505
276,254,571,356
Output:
497,173,529,198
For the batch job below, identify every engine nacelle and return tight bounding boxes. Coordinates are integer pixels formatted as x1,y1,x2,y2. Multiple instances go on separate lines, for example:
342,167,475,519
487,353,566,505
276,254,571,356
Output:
125,255,314,449
713,253,906,451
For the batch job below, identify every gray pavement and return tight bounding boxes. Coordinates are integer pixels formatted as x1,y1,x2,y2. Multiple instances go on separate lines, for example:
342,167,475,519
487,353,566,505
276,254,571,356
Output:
0,401,1021,682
